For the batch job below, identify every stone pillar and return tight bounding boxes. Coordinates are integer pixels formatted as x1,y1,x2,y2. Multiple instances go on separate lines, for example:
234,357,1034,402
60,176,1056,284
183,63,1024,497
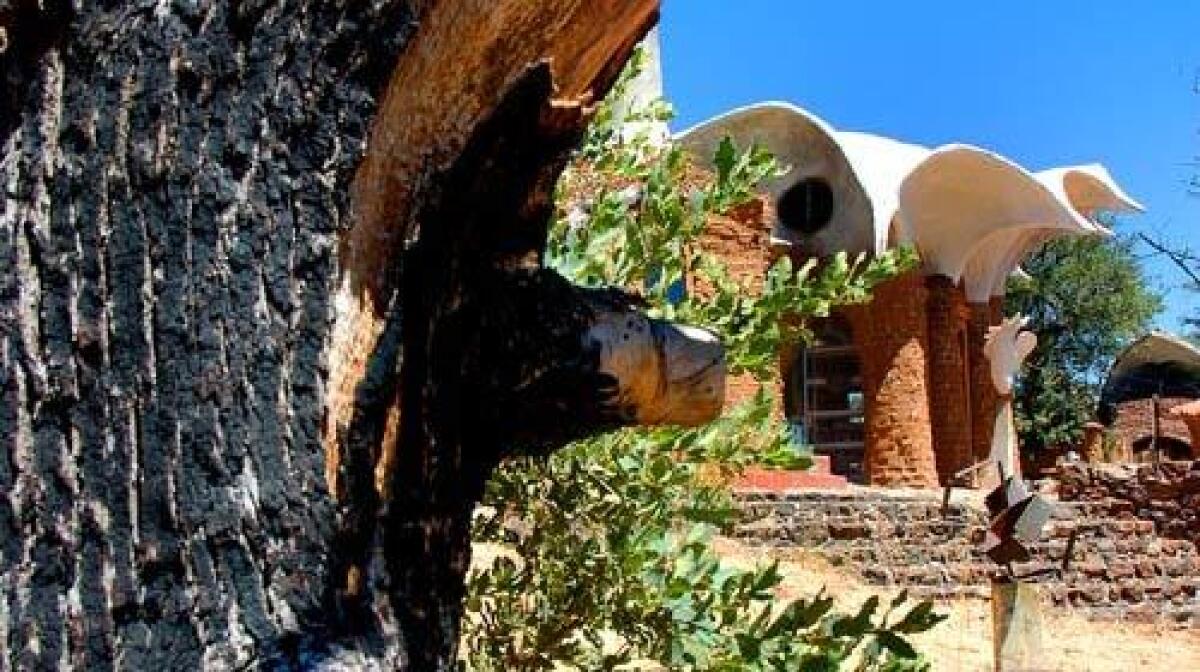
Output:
844,272,939,488
926,275,973,484
968,300,1001,473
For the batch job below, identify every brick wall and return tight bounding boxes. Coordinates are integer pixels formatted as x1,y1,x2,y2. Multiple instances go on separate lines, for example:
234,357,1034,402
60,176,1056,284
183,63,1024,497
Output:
691,196,781,414
1110,397,1194,459
967,301,1001,483
844,272,940,488
695,198,771,295
926,276,974,482
1178,415,1200,458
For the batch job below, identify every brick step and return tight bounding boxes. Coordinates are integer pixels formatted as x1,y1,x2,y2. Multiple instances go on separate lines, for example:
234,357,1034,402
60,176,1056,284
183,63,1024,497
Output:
732,470,849,491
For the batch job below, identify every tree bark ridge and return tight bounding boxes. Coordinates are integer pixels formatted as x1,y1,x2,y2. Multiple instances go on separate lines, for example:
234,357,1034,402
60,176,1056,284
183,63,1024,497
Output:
0,1,694,669
3,2,417,668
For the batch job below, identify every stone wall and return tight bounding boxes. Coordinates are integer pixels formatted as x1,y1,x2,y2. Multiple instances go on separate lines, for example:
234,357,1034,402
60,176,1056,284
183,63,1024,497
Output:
1058,461,1200,546
734,486,1200,624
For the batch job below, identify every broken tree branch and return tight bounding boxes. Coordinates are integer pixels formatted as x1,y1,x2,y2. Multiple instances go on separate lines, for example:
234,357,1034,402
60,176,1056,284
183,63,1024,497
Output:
1138,231,1200,287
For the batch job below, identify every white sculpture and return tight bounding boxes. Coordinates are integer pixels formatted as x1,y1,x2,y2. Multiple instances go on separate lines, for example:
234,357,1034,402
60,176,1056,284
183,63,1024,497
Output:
984,316,1038,478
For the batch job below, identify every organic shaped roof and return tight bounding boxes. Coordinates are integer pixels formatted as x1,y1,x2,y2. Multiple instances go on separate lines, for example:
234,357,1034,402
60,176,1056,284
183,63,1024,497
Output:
677,102,1141,300
1098,332,1200,422
1037,164,1144,219
676,102,926,258
898,147,1123,301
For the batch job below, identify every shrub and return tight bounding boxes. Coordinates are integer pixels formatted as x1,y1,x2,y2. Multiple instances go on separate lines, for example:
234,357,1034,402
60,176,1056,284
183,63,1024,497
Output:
464,51,940,671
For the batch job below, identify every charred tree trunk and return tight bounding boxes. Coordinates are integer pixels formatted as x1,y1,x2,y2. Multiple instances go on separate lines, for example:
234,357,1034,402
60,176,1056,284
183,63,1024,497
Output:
0,1,722,669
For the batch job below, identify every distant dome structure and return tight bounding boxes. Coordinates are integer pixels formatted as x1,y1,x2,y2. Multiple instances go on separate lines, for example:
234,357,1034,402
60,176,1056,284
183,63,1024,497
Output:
1101,331,1200,415
1097,332,1200,462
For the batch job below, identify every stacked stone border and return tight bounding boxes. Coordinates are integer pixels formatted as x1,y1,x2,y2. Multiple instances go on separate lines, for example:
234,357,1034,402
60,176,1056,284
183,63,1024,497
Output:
734,465,1200,626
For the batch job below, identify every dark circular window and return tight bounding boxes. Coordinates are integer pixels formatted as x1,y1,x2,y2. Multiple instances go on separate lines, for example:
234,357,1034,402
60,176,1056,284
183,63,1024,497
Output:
777,177,834,235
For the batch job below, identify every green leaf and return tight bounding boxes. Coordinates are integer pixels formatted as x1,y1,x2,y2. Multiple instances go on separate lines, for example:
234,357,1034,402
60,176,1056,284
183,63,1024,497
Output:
875,631,919,660
832,596,879,638
891,601,947,634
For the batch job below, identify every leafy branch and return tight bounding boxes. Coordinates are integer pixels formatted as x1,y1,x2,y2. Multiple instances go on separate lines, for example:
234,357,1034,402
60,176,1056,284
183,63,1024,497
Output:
465,51,938,671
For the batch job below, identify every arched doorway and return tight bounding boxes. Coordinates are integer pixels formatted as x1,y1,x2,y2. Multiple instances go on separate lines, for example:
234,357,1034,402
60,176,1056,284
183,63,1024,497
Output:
785,315,866,482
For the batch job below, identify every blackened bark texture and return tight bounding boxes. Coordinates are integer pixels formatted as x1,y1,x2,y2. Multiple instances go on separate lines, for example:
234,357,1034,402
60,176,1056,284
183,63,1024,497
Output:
380,71,647,669
1,2,420,668
0,1,684,670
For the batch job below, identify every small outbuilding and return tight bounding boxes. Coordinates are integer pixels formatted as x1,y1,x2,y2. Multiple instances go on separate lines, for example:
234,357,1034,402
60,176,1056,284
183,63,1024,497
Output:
1098,331,1200,461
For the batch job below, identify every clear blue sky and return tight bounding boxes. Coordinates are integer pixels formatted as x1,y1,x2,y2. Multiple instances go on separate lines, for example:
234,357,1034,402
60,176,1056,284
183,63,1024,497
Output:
660,1,1200,330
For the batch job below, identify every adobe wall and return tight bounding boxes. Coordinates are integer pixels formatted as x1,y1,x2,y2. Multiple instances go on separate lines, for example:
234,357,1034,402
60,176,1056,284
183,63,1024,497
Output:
926,276,973,482
735,486,1200,625
967,299,1003,477
844,272,940,488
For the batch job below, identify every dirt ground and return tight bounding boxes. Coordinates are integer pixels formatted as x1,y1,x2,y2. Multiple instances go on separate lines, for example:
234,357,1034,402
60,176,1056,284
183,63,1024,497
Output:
715,537,1200,671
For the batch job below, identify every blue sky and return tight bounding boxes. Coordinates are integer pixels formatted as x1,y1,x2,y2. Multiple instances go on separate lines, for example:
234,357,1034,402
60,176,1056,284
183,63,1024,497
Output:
660,1,1200,330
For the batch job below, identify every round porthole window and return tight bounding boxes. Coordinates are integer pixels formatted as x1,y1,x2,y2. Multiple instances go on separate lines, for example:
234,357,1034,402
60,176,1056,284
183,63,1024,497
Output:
777,177,834,235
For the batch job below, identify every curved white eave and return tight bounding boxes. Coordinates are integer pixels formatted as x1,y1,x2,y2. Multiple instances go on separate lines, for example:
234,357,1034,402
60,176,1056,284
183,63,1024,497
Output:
1036,164,1145,220
975,163,1141,300
899,144,1102,286
674,100,847,199
675,101,928,255
960,227,1057,302
830,130,930,251
676,101,839,150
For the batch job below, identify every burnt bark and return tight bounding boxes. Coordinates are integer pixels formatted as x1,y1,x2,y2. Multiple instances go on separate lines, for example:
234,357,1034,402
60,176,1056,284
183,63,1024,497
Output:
0,1,718,670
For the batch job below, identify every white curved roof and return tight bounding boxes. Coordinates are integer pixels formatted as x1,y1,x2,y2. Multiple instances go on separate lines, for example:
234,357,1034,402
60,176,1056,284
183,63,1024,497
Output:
897,145,1115,301
677,102,1141,300
1036,164,1144,221
676,102,926,258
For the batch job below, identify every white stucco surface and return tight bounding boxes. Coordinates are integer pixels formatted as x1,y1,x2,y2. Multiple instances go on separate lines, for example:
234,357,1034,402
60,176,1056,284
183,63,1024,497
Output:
676,102,1141,301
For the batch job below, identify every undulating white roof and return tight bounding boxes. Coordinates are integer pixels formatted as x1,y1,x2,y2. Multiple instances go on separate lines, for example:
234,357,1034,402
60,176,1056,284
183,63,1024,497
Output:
677,102,1142,301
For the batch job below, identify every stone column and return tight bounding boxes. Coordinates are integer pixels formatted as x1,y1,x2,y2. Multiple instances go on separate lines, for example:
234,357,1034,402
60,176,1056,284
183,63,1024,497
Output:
926,275,974,484
845,271,940,488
